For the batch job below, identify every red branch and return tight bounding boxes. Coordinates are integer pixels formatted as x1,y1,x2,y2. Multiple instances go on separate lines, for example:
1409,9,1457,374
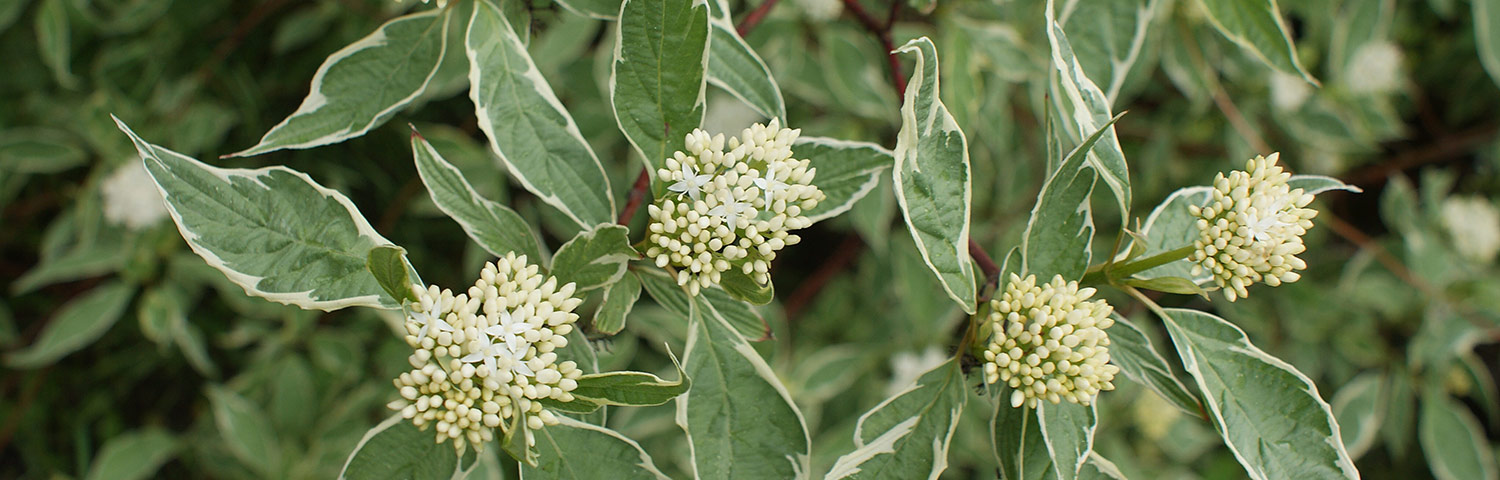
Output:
618,168,652,225
736,0,780,36
840,0,906,97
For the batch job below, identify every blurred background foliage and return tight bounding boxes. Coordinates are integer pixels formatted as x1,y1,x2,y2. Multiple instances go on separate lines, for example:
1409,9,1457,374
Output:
1,0,1497,478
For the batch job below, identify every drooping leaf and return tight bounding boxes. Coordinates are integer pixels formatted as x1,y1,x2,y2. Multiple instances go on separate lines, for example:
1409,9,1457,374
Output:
706,21,786,121
231,9,450,156
1020,114,1124,280
1037,401,1098,480
636,269,770,341
367,245,414,304
1419,391,1500,480
594,272,642,335
1196,0,1318,84
411,128,543,262
339,414,462,480
549,224,638,292
84,428,178,480
891,36,977,314
1331,372,1384,460
794,137,894,223
679,297,811,479
117,117,398,311
824,359,966,479
1044,2,1132,222
520,417,672,480
467,0,616,228
610,0,710,173
1159,308,1359,479
5,281,134,368
208,386,282,477
1106,315,1202,416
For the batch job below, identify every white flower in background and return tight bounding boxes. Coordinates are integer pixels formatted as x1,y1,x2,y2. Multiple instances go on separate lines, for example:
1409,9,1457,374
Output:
1269,71,1311,112
100,160,168,230
1345,41,1404,94
1441,195,1500,265
982,274,1118,409
795,0,843,22
886,347,948,397
1188,153,1318,302
646,120,825,294
389,253,584,453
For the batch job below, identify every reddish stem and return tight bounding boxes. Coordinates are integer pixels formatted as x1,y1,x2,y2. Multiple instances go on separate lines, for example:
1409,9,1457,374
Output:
736,0,780,36
618,168,652,225
969,239,1000,284
840,0,906,97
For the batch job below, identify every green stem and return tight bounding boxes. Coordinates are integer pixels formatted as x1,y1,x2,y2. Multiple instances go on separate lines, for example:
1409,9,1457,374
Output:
1109,245,1196,280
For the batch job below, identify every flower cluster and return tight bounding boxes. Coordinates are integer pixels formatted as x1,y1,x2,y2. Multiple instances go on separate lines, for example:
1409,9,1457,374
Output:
1188,153,1317,302
101,160,168,231
982,274,1118,409
646,119,825,294
387,253,584,453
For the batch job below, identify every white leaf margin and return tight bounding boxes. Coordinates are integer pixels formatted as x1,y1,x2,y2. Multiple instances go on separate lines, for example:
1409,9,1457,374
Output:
520,416,674,480
705,19,788,121
116,116,394,312
796,136,893,224
824,361,964,480
1044,0,1131,220
607,0,712,173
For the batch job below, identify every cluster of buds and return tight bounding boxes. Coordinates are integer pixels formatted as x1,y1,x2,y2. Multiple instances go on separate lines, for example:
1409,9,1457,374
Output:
387,253,584,453
646,119,825,294
1188,153,1318,301
982,274,1119,408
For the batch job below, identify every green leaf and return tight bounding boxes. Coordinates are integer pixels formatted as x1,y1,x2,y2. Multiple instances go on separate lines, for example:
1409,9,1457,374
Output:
1037,401,1098,480
467,0,617,228
555,0,622,19
1331,372,1384,460
5,281,134,368
550,224,638,292
1159,308,1359,479
1044,3,1132,222
719,267,774,306
269,355,318,436
706,21,787,121
1057,0,1160,105
1021,113,1124,280
1420,390,1500,480
36,0,78,88
1078,453,1127,480
0,0,30,35
339,414,461,480
794,137,894,223
231,9,450,156
594,272,642,335
679,296,810,478
367,245,414,304
992,385,1055,480
892,37,977,315
824,359,966,479
1477,0,1500,89
137,286,185,347
11,241,127,295
411,128,543,262
0,127,88,174
637,269,769,341
116,117,398,311
1197,0,1318,85
520,417,671,480
208,385,282,477
610,0,710,172
1106,316,1202,416
571,364,689,407
84,428,178,480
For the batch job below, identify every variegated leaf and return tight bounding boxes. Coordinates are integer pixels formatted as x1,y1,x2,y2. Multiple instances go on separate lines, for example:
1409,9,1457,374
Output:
1044,1,1132,223
795,137,894,224
824,359,966,479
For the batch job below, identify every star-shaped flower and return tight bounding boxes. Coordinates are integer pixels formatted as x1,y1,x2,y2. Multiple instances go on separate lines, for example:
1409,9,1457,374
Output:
668,164,712,201
708,195,750,228
484,311,535,377
460,334,502,373
754,163,790,206
409,302,453,340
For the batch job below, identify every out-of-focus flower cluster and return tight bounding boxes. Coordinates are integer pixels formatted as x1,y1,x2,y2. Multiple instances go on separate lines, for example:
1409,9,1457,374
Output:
982,274,1119,409
387,253,583,453
646,119,825,294
1188,153,1317,302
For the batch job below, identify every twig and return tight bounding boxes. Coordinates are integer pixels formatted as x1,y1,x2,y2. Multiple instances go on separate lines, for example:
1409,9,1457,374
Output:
618,168,652,225
736,0,779,36
1344,123,1499,186
840,0,906,97
969,239,1000,286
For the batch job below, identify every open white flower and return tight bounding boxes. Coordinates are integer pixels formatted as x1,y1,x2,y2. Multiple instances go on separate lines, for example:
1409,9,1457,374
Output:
391,253,584,453
1188,153,1318,301
647,119,825,294
982,274,1118,409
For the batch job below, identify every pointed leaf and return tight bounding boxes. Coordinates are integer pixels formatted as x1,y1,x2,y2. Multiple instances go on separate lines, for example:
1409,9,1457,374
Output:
550,224,638,292
117,117,397,311
411,128,542,262
706,20,786,120
1021,114,1124,280
1044,3,1132,222
520,417,672,480
610,0,710,173
208,386,281,477
892,37,977,314
1058,0,1160,105
824,359,966,479
1106,315,1202,416
367,245,414,304
594,272,642,335
1159,308,1359,480
231,10,449,156
571,364,689,407
679,297,811,479
339,414,461,480
1197,0,1318,85
468,0,616,228
795,137,894,223
5,281,134,368
36,0,78,88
